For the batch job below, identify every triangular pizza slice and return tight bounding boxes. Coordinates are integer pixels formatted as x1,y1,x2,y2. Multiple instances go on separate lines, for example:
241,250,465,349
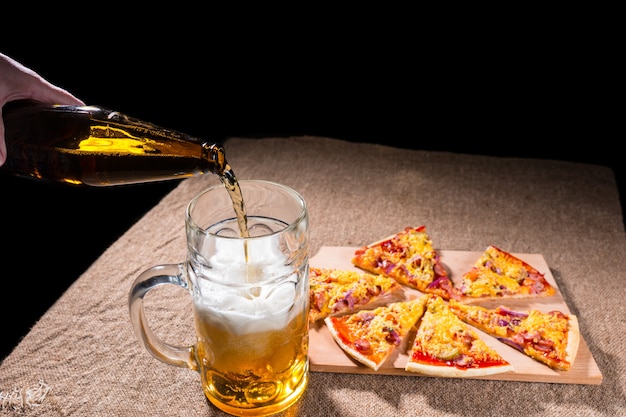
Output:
405,294,514,377
448,299,580,371
325,297,427,371
309,267,403,323
351,226,457,300
455,245,556,301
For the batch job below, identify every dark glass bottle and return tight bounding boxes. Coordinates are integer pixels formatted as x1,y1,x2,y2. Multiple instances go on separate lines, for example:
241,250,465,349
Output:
1,100,229,186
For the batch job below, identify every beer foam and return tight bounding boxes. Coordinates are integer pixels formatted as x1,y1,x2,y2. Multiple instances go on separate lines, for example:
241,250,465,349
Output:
194,236,301,334
205,236,294,282
196,281,299,334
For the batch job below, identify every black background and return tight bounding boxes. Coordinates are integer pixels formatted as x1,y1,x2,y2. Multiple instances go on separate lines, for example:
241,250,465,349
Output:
0,35,620,360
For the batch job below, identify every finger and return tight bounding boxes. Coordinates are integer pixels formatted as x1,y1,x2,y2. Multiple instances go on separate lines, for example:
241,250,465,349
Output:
29,79,85,107
0,116,6,166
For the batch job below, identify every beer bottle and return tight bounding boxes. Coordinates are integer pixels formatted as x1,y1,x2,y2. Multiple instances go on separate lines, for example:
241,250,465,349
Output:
1,100,228,186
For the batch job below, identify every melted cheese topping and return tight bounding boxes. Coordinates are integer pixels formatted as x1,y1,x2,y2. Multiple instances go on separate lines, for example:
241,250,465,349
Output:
326,298,426,367
309,267,401,322
517,310,570,366
459,245,555,298
410,296,506,366
448,300,572,369
352,226,439,291
461,268,523,297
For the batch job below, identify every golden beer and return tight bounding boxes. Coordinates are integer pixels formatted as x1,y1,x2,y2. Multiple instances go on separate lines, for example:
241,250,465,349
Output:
194,295,309,415
189,214,310,416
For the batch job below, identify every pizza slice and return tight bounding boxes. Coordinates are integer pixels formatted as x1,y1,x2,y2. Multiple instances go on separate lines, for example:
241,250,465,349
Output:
352,226,458,300
309,267,403,323
324,297,427,371
405,294,514,377
456,245,556,301
448,299,580,371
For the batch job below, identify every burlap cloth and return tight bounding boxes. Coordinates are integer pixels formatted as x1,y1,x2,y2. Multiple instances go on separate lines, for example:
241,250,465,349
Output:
1,136,625,416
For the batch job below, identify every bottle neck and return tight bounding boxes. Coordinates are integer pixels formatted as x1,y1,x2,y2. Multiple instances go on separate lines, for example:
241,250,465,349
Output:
201,142,228,176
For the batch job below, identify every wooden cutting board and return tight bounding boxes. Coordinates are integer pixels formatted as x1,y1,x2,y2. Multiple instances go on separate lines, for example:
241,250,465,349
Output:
309,246,603,385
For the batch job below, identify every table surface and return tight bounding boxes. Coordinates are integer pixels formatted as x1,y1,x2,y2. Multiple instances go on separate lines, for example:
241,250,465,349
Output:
1,136,625,417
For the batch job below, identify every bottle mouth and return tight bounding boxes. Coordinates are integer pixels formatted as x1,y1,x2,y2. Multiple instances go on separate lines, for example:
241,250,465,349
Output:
201,142,228,175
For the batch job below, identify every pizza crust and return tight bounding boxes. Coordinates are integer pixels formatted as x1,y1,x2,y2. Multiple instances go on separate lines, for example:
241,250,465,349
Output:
458,292,558,304
405,361,514,378
565,314,581,369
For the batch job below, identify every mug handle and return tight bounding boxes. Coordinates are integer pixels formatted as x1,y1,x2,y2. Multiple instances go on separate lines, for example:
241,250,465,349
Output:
128,263,198,371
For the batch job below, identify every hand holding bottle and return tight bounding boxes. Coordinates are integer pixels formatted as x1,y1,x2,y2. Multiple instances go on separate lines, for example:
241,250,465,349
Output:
0,52,84,166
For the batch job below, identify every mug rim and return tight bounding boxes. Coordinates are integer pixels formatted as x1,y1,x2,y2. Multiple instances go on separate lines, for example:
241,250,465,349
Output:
186,179,307,240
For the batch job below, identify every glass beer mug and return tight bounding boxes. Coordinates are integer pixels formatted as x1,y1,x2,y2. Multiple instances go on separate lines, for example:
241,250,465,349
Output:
129,180,310,416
